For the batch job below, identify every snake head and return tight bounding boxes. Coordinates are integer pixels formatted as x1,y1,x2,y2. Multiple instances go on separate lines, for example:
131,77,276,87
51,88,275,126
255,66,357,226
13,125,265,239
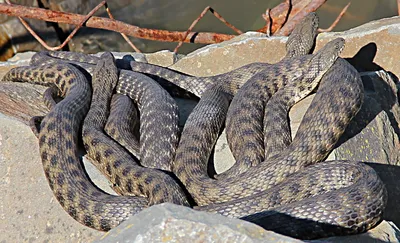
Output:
312,37,345,72
285,12,319,58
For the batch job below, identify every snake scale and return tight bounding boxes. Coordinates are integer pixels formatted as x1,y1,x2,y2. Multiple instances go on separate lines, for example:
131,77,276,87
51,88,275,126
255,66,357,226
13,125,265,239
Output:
104,93,140,158
1,12,387,239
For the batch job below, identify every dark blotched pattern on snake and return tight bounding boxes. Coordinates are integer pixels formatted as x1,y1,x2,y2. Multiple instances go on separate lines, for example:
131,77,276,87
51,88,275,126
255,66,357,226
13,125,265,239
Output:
0,13,387,240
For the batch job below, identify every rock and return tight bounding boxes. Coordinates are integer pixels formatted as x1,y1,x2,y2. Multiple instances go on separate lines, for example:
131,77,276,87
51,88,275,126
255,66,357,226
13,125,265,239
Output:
145,50,179,66
367,162,400,230
175,98,197,127
288,95,314,137
0,52,38,123
170,16,400,79
1,51,36,66
332,71,400,164
95,203,303,243
172,32,285,76
0,82,48,124
317,16,400,77
83,156,118,196
214,130,237,174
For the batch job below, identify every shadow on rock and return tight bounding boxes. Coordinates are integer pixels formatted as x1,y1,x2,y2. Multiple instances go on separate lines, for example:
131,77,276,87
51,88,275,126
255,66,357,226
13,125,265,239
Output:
335,42,400,164
242,209,385,241
366,162,400,225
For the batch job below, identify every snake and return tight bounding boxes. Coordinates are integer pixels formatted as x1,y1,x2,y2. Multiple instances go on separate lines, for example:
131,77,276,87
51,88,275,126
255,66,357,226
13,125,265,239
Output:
0,12,387,239
81,52,190,202
26,52,183,198
175,57,387,239
27,62,142,159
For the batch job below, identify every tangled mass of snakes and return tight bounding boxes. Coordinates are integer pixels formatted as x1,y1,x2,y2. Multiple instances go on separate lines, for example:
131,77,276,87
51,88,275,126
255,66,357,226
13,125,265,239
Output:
1,13,388,240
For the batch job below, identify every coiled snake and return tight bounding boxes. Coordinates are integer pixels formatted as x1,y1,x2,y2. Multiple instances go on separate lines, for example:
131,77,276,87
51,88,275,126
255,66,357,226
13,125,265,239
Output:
0,13,387,239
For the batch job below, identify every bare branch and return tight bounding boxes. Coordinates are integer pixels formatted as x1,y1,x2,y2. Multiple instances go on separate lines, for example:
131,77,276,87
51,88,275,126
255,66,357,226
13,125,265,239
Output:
398,0,400,16
276,0,327,36
0,3,236,44
318,2,350,32
257,0,313,35
0,0,333,53
262,9,272,37
103,2,141,52
174,6,243,53
4,0,108,51
274,0,292,33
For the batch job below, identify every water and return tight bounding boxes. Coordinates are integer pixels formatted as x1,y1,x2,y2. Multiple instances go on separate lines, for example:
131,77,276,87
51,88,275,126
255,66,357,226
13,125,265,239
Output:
103,0,398,54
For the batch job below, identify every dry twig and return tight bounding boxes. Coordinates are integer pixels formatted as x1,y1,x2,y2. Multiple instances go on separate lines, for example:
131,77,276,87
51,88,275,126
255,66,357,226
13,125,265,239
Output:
397,0,400,16
258,0,313,34
276,0,327,35
103,2,141,52
262,9,273,37
174,6,243,53
318,2,351,32
6,0,141,52
275,0,292,33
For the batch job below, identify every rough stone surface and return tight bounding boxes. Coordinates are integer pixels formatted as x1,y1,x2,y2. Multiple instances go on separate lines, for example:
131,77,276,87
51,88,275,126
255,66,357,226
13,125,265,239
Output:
332,71,400,164
0,51,36,66
95,203,303,243
214,130,237,174
0,82,47,124
145,50,179,66
172,32,285,76
83,156,118,196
